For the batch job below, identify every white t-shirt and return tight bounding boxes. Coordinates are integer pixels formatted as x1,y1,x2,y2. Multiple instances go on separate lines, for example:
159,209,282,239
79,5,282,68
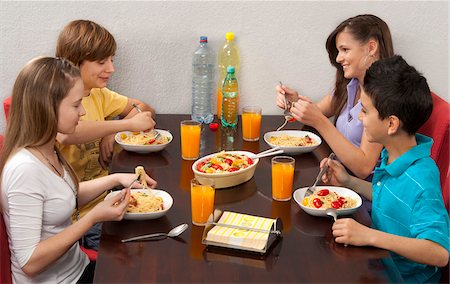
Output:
1,149,88,283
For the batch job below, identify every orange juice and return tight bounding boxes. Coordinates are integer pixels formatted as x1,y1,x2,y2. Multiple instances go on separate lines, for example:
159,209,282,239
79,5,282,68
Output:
217,89,223,119
191,179,215,225
271,157,295,201
180,121,201,160
242,106,262,141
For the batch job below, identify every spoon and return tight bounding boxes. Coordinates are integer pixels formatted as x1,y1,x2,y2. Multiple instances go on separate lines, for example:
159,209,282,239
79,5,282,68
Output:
121,223,188,243
132,103,160,140
325,208,337,222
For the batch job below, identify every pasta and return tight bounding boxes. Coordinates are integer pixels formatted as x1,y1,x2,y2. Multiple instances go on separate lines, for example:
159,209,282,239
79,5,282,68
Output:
196,151,253,173
135,166,147,188
127,191,164,213
120,132,169,145
302,189,357,209
269,134,317,147
126,166,163,213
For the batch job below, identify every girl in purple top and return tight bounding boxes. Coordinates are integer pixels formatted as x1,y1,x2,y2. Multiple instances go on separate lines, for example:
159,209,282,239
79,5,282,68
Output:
276,15,394,179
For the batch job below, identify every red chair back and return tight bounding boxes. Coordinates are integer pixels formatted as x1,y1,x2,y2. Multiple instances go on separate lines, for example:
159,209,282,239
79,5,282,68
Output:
418,92,449,212
0,214,12,284
0,135,11,283
3,96,12,122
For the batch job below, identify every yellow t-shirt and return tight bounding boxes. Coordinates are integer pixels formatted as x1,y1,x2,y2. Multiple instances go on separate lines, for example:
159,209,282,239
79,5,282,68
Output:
57,88,128,219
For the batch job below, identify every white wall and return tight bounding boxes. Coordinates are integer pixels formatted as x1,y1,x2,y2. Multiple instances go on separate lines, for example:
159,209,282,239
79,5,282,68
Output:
0,1,448,133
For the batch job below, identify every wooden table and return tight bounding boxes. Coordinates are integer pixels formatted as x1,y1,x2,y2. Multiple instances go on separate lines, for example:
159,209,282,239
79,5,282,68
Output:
94,114,402,283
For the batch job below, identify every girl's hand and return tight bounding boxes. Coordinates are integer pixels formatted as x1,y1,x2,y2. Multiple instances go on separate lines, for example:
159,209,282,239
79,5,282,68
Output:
332,218,373,246
289,96,326,128
89,188,130,223
321,158,351,187
118,173,158,189
275,84,299,109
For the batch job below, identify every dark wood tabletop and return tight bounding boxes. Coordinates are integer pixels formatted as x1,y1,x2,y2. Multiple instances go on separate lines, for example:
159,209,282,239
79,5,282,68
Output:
93,114,402,283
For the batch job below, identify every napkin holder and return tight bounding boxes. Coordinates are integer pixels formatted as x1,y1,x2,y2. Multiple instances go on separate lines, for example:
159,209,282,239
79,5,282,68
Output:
201,209,283,255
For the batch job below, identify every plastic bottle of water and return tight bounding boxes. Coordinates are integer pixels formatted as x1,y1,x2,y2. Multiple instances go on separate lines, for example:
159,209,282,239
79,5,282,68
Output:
192,36,214,124
221,66,238,127
217,32,240,119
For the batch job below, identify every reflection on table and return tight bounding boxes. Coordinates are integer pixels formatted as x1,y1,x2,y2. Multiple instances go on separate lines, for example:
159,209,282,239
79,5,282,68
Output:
95,114,400,283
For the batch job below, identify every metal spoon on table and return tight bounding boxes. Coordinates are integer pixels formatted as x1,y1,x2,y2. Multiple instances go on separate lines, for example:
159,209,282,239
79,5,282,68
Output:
132,103,160,139
121,223,189,243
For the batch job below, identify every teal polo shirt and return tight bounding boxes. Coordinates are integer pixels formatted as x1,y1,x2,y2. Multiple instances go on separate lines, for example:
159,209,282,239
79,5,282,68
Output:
372,134,449,283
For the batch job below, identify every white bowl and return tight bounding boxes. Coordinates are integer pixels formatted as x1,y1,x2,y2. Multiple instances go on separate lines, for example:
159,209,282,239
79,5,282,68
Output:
105,189,173,220
115,129,173,154
264,130,321,155
192,151,259,189
293,186,362,217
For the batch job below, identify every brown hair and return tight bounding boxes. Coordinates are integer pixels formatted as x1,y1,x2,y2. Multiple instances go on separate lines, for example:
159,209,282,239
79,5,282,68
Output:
0,57,81,210
325,14,394,118
55,20,116,66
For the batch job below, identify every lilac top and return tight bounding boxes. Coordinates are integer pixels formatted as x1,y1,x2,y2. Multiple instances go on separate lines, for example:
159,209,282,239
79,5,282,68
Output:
335,78,363,147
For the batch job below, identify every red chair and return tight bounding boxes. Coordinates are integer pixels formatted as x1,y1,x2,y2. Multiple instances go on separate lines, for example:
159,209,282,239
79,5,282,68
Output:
3,96,12,122
0,213,12,284
418,92,449,212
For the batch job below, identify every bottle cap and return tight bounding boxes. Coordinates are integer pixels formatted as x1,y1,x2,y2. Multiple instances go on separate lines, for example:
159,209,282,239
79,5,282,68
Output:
225,32,234,41
209,122,219,131
227,66,235,73
200,36,208,43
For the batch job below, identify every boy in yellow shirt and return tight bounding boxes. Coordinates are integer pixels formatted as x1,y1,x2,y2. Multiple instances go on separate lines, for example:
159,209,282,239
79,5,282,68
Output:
55,20,157,250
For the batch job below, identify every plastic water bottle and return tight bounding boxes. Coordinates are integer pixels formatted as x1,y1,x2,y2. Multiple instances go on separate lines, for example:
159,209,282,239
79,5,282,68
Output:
221,66,238,127
217,32,240,119
192,36,214,124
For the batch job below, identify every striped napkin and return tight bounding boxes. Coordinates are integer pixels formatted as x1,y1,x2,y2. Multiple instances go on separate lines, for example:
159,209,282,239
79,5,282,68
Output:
206,211,275,251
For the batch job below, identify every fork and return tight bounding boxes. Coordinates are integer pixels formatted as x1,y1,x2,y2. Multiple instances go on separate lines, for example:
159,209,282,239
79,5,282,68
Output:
132,103,160,139
276,81,294,131
304,153,336,197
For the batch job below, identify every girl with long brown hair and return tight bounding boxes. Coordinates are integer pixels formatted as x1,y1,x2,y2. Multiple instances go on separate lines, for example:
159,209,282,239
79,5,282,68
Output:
276,14,394,179
0,57,152,283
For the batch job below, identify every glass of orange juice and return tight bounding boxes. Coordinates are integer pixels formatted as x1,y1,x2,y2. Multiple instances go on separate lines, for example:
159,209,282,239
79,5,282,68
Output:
180,120,201,160
190,178,215,226
241,106,262,141
271,156,295,201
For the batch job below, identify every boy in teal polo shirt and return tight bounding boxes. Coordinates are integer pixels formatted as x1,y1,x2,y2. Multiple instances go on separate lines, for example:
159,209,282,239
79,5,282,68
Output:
322,55,449,283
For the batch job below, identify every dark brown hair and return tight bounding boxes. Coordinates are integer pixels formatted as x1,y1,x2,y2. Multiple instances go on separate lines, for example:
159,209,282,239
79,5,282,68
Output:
55,20,116,66
364,55,432,134
326,14,394,118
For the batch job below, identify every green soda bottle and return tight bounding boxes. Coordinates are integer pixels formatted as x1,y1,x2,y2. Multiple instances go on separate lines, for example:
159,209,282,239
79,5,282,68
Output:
221,66,238,127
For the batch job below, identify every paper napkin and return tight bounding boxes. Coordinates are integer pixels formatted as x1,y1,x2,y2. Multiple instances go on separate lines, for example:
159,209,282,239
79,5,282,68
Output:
205,211,276,251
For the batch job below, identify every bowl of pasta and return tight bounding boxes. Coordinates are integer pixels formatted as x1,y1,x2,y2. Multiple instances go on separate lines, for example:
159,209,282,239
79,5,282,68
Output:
115,129,172,153
263,130,321,155
293,186,362,217
105,188,173,220
192,151,259,189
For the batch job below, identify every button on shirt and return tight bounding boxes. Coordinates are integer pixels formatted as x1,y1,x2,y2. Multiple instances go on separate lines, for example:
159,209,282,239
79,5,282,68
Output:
371,134,449,283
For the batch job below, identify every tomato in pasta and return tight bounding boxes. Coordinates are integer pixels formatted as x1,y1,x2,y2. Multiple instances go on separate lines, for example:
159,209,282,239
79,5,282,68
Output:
196,151,254,174
302,189,357,209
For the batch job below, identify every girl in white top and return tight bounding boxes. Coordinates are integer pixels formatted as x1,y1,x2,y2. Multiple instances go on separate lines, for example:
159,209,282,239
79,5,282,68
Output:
0,57,156,283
